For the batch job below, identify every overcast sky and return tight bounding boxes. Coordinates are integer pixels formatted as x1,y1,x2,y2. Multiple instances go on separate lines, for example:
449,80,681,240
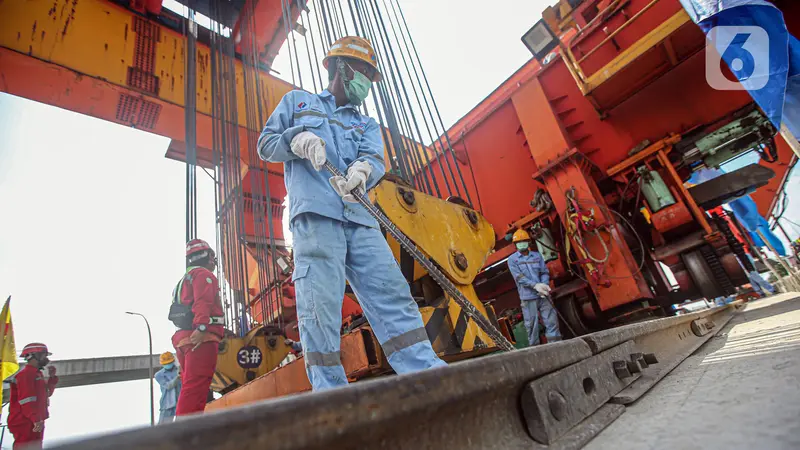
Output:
0,1,553,446
0,93,219,446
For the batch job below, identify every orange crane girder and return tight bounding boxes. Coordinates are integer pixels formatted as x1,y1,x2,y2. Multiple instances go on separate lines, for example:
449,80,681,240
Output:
0,0,294,173
510,77,652,310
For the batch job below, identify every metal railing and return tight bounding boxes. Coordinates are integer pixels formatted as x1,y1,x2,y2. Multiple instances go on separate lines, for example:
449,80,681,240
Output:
559,0,665,92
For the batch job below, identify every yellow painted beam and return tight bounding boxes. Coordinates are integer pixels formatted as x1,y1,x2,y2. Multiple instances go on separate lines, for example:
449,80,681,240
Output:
583,9,692,93
371,180,495,285
0,0,295,130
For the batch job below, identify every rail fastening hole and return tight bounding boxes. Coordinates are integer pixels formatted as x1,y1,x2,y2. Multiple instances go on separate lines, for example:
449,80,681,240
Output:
583,377,596,395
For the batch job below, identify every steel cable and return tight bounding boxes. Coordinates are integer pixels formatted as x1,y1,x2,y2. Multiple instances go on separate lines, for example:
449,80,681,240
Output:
390,0,472,204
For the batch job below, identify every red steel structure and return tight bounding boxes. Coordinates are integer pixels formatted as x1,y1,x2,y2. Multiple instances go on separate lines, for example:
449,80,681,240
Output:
421,0,799,332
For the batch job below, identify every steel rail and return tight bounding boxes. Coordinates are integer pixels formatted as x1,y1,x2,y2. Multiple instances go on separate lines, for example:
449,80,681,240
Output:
52,301,741,450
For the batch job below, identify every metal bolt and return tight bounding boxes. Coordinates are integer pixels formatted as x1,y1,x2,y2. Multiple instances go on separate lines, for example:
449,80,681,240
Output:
465,209,479,225
613,360,632,379
643,353,658,365
454,252,469,271
398,188,415,205
547,390,567,421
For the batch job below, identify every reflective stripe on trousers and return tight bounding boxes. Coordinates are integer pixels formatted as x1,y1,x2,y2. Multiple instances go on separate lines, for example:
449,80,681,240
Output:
291,213,446,390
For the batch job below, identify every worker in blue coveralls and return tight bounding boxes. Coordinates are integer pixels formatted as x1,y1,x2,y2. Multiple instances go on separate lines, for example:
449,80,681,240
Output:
154,352,181,423
257,36,446,390
507,229,562,346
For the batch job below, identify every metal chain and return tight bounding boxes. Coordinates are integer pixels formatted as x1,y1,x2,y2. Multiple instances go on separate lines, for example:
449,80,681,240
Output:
324,162,514,351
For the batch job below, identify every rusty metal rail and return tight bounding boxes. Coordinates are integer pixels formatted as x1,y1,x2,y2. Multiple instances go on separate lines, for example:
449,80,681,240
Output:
52,303,741,450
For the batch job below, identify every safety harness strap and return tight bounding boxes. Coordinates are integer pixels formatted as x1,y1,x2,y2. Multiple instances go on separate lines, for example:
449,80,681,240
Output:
172,266,204,305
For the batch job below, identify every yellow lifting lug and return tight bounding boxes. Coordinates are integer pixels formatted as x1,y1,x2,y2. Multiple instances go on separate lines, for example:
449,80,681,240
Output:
370,180,496,286
212,325,292,394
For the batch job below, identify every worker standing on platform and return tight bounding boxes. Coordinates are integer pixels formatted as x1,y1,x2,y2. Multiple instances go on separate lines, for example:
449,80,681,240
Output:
7,343,58,449
170,239,224,415
257,36,446,391
508,230,562,346
154,351,181,423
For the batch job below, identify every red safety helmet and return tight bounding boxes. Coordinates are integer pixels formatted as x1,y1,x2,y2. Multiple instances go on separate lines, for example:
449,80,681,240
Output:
186,239,215,264
20,343,51,358
186,239,211,257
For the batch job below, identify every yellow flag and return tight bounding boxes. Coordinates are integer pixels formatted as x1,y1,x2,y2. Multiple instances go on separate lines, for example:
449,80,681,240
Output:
0,296,18,381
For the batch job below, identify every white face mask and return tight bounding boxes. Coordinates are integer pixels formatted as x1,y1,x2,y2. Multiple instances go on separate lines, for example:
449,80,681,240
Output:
515,242,530,251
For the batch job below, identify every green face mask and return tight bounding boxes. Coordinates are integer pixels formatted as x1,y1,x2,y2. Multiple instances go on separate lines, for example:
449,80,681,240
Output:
338,60,372,106
515,242,530,251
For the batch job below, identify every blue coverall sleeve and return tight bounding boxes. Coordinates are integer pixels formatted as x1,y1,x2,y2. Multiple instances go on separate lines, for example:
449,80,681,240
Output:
257,91,307,163
154,370,168,392
508,257,534,288
166,373,181,389
353,119,386,190
538,255,550,285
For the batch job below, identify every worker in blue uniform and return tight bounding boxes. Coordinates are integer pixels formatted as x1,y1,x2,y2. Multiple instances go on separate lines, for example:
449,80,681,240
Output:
154,352,181,423
507,229,562,346
257,36,446,390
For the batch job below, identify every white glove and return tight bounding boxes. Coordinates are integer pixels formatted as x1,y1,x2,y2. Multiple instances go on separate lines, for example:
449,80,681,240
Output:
534,283,551,296
329,161,372,203
290,131,326,171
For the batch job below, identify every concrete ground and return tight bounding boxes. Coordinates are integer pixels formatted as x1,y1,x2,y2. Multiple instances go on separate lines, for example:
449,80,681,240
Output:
587,292,800,450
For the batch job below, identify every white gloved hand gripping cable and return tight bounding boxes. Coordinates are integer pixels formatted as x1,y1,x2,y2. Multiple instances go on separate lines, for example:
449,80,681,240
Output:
329,161,372,203
290,131,326,171
534,283,551,296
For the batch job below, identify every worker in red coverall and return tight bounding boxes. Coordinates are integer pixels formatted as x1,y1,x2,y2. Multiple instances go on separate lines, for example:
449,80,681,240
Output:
171,239,224,416
7,343,58,449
